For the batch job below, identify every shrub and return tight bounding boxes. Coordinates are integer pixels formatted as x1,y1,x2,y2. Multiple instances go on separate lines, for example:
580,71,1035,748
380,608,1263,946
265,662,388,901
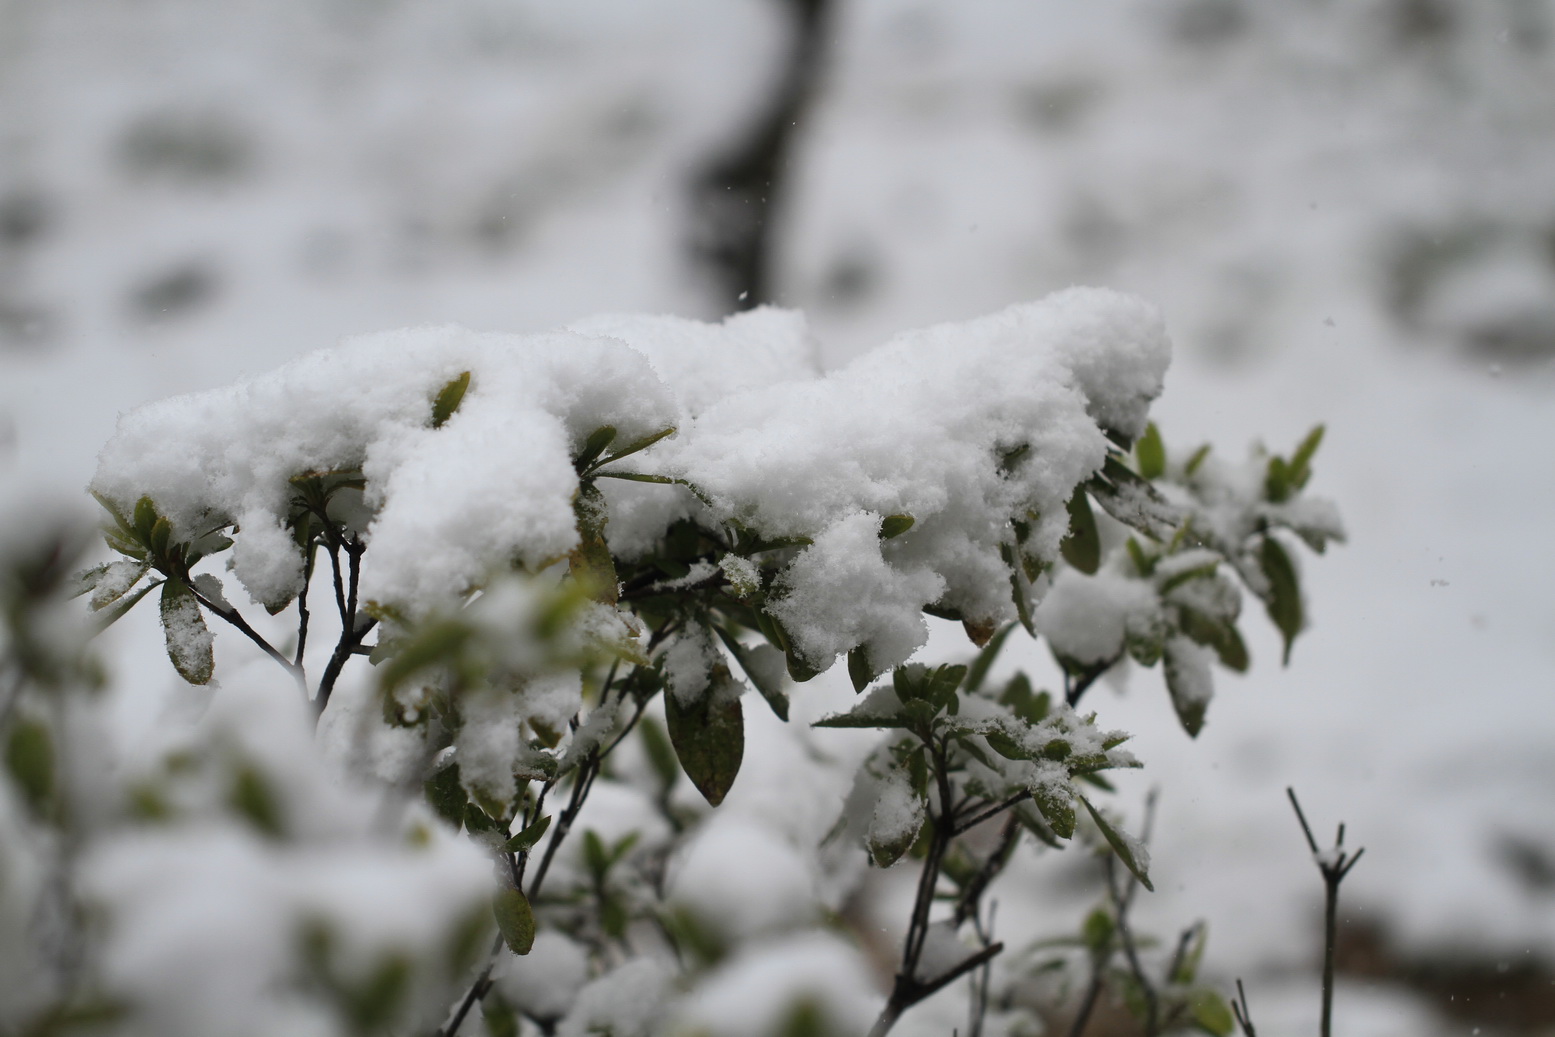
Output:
2,287,1339,1037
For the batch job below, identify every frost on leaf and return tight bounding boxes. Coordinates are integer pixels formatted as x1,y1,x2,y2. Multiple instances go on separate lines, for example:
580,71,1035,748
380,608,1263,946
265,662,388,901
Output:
158,578,213,685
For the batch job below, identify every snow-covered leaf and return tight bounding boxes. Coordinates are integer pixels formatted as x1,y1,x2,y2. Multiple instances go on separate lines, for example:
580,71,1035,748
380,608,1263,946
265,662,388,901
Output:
159,577,213,685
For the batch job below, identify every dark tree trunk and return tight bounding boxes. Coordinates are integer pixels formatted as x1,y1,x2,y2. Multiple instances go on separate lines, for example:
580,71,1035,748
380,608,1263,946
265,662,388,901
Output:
688,0,832,313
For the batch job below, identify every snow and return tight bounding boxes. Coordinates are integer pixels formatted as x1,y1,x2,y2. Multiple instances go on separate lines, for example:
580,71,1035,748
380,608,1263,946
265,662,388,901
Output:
1035,564,1160,664
667,815,820,941
6,2,1555,1035
672,932,881,1037
556,958,675,1037
491,929,590,1025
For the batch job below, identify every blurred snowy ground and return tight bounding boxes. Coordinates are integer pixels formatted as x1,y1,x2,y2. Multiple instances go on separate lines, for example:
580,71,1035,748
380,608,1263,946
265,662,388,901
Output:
3,1,1554,1034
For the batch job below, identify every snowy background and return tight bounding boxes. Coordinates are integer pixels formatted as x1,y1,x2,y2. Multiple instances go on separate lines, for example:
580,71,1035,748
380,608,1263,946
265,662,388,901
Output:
3,1,1554,1034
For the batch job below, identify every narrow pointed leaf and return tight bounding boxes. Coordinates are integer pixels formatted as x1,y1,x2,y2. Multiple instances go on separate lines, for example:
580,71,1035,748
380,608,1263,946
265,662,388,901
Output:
492,888,536,955
573,425,617,472
159,578,214,685
1259,536,1303,665
1135,422,1165,480
5,719,55,818
95,579,161,631
964,622,1016,693
714,627,789,720
1190,989,1235,1037
1060,491,1101,574
1031,784,1076,839
430,371,471,429
595,425,677,468
1079,795,1153,891
664,688,744,807
1288,423,1325,490
502,814,552,854
847,645,872,693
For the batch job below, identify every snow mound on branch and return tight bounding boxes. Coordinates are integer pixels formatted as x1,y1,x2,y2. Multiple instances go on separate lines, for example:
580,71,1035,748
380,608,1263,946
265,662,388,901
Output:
91,290,1169,669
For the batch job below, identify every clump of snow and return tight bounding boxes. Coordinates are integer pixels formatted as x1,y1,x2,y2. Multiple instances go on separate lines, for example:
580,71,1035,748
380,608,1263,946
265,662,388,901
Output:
673,932,881,1037
84,677,493,1037
767,511,946,672
567,306,820,417
491,930,591,1025
1163,635,1215,708
667,815,820,942
1034,563,1160,664
867,761,927,864
556,958,675,1037
92,290,1169,672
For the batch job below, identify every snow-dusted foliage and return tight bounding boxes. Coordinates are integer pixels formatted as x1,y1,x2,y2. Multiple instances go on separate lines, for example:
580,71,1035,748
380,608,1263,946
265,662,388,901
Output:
1,293,1339,1037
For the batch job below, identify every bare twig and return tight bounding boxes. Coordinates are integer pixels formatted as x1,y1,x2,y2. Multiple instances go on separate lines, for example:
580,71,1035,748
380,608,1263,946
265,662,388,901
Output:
1286,787,1363,1037
954,791,1031,837
1231,978,1258,1037
189,587,307,696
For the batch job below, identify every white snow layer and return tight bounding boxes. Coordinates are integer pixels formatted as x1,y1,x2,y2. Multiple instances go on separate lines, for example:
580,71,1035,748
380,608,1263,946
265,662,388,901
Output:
92,290,1169,669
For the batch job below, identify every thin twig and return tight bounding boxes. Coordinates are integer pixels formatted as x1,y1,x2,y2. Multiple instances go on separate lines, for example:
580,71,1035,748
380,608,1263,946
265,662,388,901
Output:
1286,788,1363,1037
293,543,315,670
953,790,1031,837
1231,978,1258,1036
189,587,307,695
1106,856,1159,1036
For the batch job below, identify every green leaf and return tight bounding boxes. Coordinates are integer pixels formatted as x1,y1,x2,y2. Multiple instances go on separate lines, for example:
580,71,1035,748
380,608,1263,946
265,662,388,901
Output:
1082,907,1115,955
1001,543,1036,636
492,888,536,955
1177,608,1249,673
1031,783,1076,839
70,562,110,599
148,516,173,560
574,425,618,472
665,687,744,807
593,425,678,470
424,764,468,827
501,814,552,854
1172,923,1208,985
1079,795,1153,891
582,829,609,882
1184,443,1211,477
342,953,412,1031
570,483,618,604
1259,536,1303,665
1125,537,1155,577
230,763,285,838
879,514,915,539
1288,423,1325,490
1088,456,1182,541
159,578,214,685
1158,562,1218,595
1190,989,1235,1037
431,371,471,429
1163,640,1210,738
95,578,162,631
847,645,873,693
1060,491,1101,575
592,469,714,507
964,622,1016,693
1135,422,1166,480
1264,455,1291,503
999,673,1050,724
483,997,520,1037
638,716,680,794
714,627,789,720
133,496,159,543
5,718,55,818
